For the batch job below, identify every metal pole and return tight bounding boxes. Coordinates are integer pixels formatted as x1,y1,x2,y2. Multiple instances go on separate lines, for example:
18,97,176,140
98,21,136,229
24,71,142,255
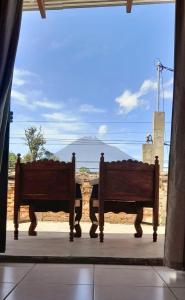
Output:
157,61,161,112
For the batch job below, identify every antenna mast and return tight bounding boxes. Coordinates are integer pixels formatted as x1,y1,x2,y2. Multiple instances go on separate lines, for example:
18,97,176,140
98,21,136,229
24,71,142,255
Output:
155,60,174,112
156,61,162,112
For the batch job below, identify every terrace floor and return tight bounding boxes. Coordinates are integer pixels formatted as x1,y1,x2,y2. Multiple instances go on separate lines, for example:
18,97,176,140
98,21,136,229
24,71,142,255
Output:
1,221,165,262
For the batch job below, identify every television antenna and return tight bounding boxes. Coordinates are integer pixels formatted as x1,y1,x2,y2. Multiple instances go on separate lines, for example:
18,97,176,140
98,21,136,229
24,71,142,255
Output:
155,60,174,112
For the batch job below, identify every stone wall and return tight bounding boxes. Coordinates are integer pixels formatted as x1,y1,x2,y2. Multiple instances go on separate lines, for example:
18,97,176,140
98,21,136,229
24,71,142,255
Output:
7,172,168,225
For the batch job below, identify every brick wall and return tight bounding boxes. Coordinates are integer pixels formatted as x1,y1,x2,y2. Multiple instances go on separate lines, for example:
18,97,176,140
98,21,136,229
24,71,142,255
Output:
7,172,168,225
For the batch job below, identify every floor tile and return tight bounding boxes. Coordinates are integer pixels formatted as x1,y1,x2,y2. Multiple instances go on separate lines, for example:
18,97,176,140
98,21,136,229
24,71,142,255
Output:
6,282,93,300
94,268,166,286
95,264,152,270
171,288,185,300
0,263,34,268
24,264,93,284
0,266,31,283
155,269,185,287
94,286,177,300
46,263,94,268
0,283,15,300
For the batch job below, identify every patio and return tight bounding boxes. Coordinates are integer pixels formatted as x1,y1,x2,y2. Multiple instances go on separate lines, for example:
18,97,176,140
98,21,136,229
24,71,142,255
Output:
0,221,165,264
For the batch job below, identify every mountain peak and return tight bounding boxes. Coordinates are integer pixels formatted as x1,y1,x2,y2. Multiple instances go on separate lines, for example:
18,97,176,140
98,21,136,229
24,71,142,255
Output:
55,136,133,171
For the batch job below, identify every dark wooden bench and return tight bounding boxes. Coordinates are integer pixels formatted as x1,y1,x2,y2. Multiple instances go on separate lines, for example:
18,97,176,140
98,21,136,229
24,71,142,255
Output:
14,153,77,241
97,153,159,242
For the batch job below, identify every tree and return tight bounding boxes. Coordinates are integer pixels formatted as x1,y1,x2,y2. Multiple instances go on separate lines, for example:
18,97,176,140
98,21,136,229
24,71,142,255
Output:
22,153,32,163
43,150,59,161
79,166,90,173
8,152,17,170
24,126,46,161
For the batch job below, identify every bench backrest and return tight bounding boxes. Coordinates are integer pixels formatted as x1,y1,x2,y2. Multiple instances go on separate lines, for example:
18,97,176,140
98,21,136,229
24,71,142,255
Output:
99,153,159,203
14,154,76,203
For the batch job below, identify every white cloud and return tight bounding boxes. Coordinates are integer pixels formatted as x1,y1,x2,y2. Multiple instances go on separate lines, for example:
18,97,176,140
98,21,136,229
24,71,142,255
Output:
11,89,63,111
13,77,26,87
42,112,77,122
98,125,108,136
33,99,63,110
164,89,173,99
140,79,157,94
115,90,141,114
115,78,158,114
80,104,106,113
11,68,69,113
13,68,38,87
11,90,35,110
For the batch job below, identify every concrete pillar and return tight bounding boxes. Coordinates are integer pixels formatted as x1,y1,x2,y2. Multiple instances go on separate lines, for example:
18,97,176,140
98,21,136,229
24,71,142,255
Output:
142,144,154,164
142,112,164,170
152,112,165,170
165,0,185,270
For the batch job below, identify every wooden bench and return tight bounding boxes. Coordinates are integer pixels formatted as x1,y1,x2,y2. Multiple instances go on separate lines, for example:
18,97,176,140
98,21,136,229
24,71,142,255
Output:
14,153,77,241
98,153,159,242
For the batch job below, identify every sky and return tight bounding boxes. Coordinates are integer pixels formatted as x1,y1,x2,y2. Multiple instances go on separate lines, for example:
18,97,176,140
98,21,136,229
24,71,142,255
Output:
10,3,175,169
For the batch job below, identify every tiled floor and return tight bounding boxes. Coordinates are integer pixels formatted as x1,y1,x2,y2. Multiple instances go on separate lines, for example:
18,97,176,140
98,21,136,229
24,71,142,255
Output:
0,263,184,300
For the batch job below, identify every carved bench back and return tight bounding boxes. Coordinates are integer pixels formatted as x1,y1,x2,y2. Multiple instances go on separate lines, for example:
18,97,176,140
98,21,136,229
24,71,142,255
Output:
15,154,75,203
99,154,159,203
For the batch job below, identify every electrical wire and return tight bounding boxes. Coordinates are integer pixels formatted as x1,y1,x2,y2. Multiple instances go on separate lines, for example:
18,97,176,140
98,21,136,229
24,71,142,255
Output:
12,120,172,124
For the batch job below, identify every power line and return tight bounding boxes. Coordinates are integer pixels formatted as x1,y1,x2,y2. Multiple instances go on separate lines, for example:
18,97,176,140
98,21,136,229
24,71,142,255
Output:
12,120,172,124
9,132,153,136
10,138,146,142
10,142,144,145
9,129,172,138
10,141,171,146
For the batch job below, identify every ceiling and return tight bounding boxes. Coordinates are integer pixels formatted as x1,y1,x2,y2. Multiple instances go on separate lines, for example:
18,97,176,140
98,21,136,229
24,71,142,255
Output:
23,0,175,18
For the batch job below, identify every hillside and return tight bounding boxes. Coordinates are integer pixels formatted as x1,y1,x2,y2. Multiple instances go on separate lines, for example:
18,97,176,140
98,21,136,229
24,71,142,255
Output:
55,137,133,171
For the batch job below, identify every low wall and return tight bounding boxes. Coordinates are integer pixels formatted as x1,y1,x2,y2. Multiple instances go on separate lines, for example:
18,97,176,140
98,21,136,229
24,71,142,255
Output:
7,172,168,225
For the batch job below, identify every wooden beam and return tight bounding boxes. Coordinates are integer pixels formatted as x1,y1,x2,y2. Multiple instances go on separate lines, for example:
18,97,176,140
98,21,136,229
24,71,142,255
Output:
126,0,133,13
37,0,46,18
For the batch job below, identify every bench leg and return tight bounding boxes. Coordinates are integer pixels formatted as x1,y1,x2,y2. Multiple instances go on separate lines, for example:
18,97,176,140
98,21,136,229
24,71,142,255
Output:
89,199,98,238
99,225,104,242
70,223,74,242
134,207,143,238
153,228,157,242
28,206,37,236
153,207,158,242
99,209,104,243
69,208,74,242
74,199,82,238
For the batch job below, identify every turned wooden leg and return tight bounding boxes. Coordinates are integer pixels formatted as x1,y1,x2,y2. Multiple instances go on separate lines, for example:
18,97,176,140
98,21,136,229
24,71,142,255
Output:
153,207,158,242
99,209,104,243
99,225,104,243
74,199,82,238
70,224,74,242
69,209,74,242
134,207,143,238
28,206,37,236
89,199,98,238
153,229,157,242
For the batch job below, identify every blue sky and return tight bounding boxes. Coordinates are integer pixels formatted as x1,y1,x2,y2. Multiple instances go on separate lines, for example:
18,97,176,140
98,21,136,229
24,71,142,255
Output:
10,3,175,168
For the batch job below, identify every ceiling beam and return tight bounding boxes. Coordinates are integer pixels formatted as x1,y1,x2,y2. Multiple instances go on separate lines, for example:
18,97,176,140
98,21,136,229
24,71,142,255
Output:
37,0,46,18
126,0,133,13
